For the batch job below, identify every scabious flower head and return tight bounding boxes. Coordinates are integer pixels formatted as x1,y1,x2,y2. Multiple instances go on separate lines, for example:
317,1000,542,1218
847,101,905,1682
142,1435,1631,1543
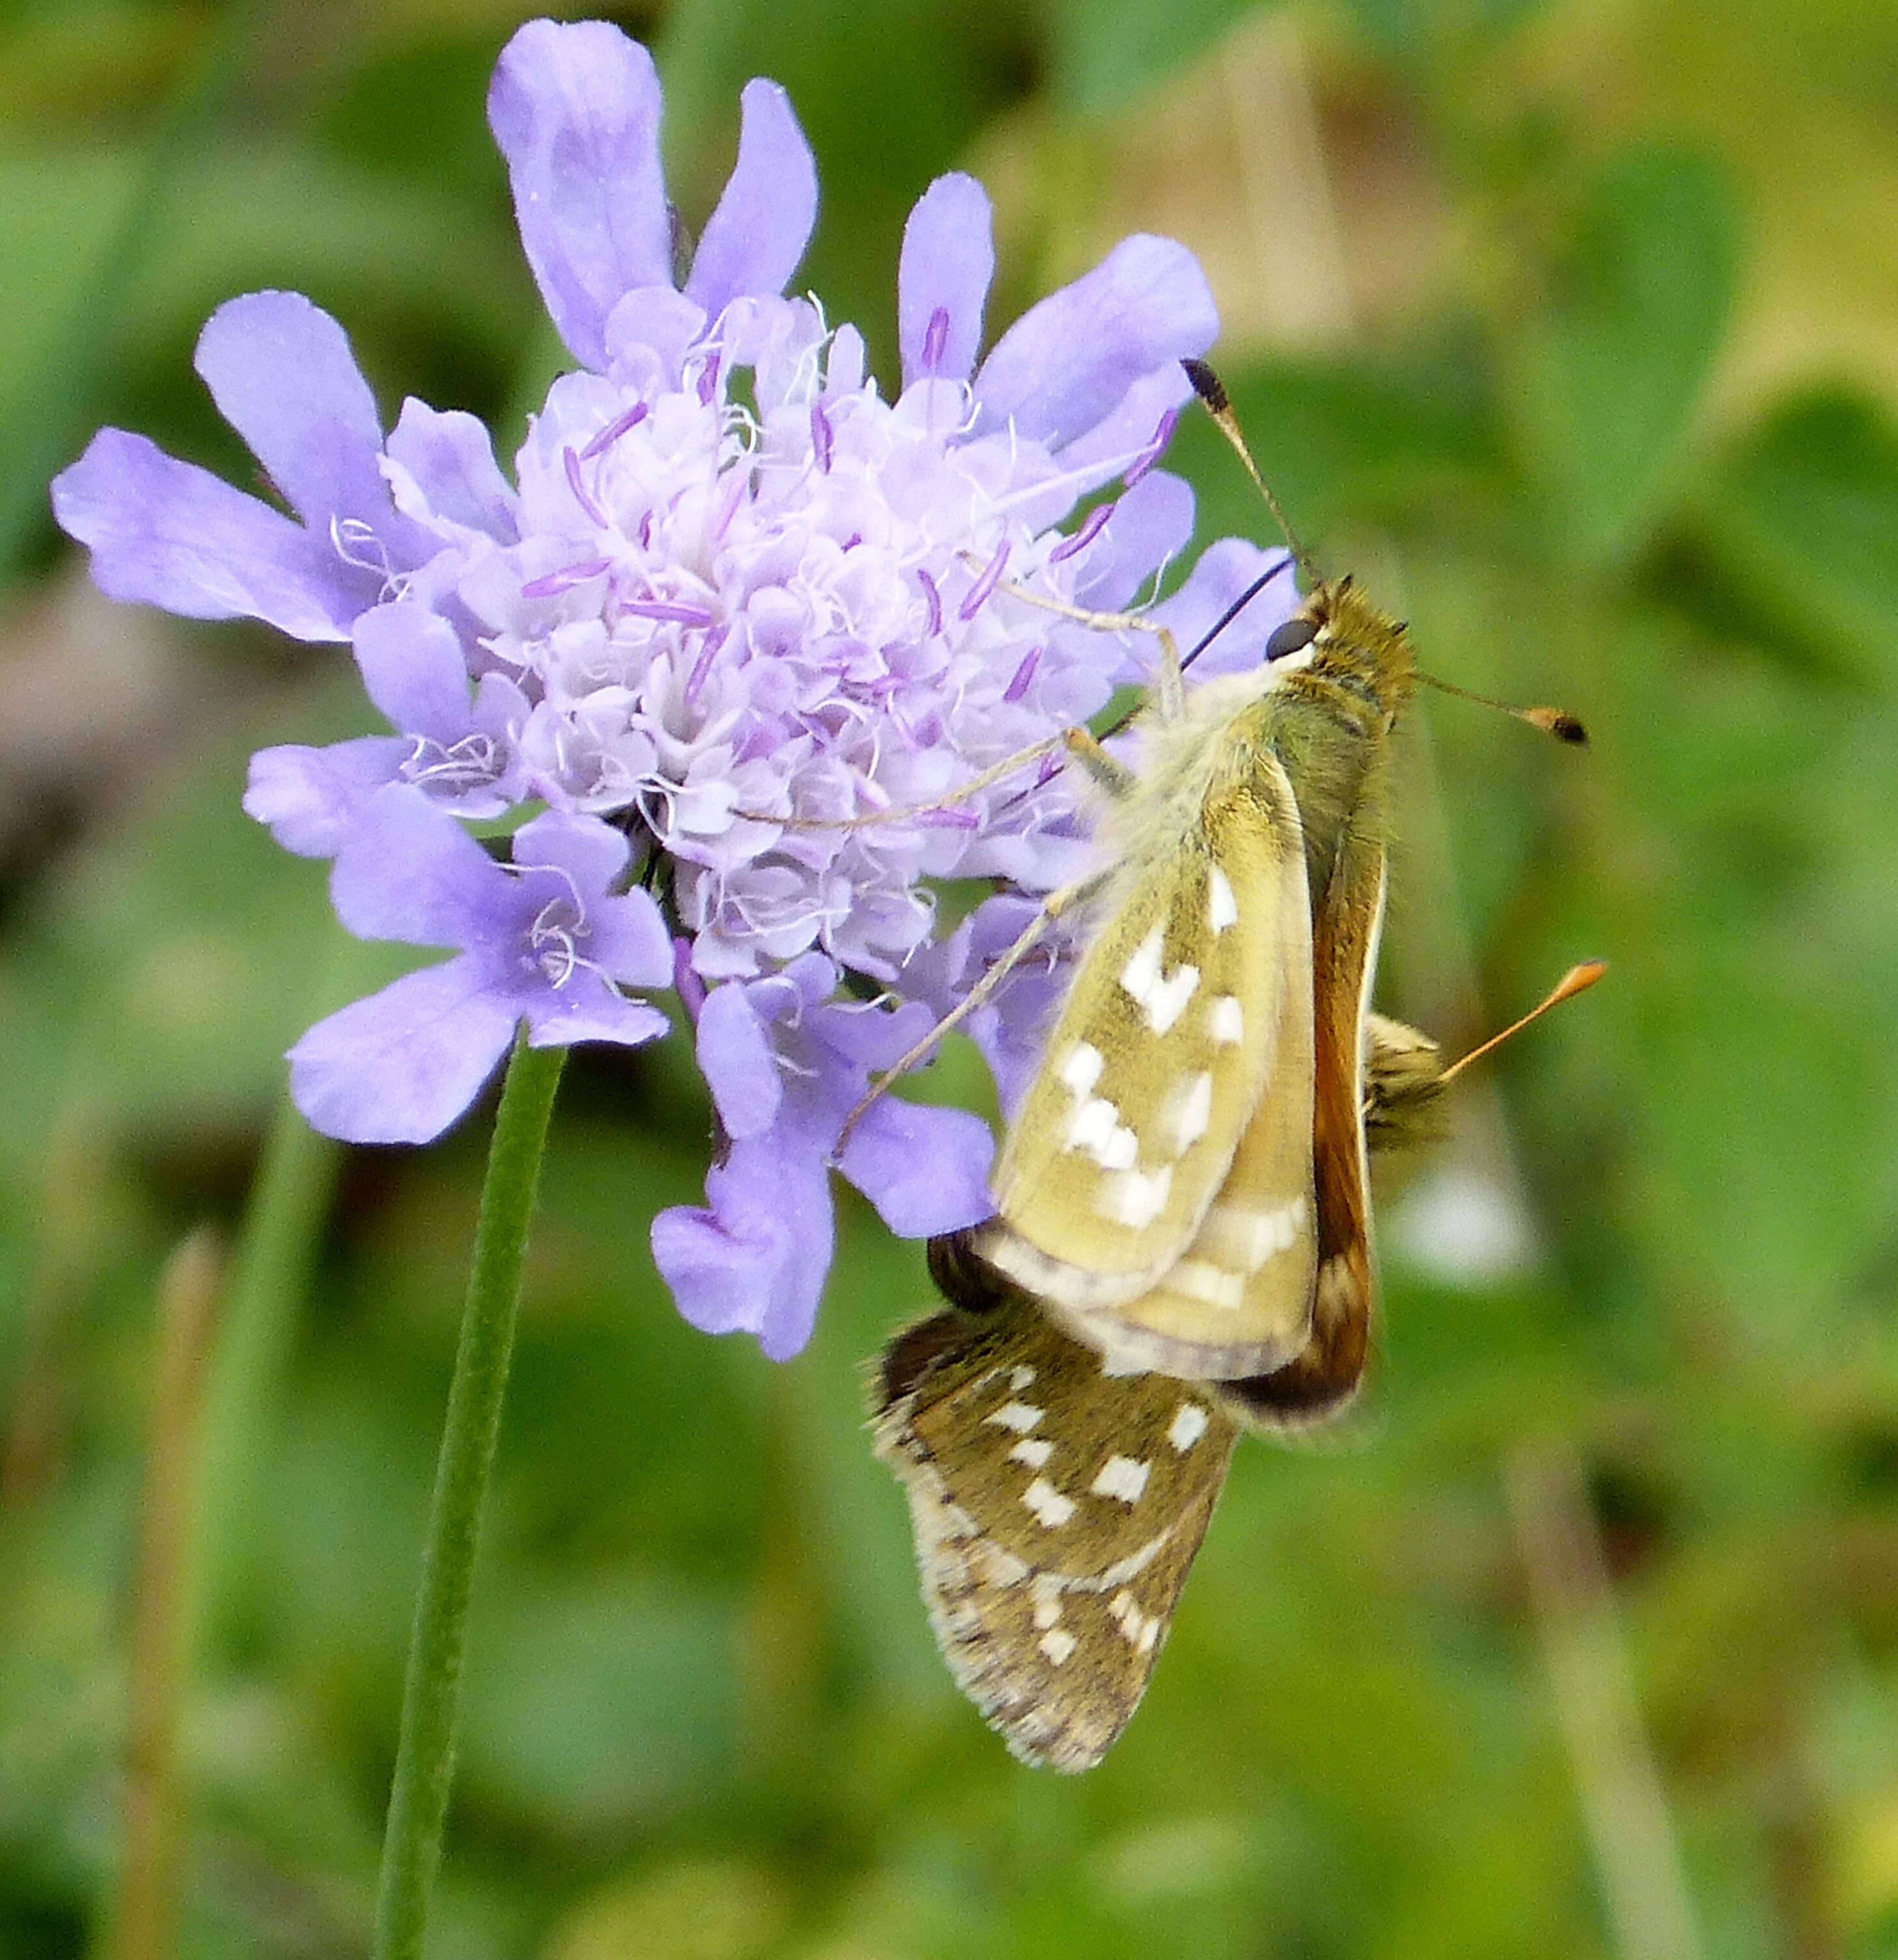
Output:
51,18,1295,1358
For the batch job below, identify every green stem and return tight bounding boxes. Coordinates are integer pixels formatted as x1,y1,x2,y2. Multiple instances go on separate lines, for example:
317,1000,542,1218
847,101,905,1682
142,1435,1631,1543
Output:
372,1031,566,1960
192,1097,341,1657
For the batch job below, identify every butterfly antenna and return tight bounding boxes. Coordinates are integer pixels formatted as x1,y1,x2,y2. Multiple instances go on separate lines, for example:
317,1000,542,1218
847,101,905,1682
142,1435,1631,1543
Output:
1439,961,1607,1086
1416,670,1589,746
1182,359,1322,586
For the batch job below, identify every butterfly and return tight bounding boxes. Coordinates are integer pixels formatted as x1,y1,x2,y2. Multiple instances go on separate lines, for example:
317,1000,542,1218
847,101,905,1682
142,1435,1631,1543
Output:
868,360,1593,1767
872,1012,1461,1770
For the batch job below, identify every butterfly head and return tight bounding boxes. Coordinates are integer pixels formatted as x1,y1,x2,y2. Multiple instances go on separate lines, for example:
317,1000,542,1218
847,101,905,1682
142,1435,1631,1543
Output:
1261,576,1415,721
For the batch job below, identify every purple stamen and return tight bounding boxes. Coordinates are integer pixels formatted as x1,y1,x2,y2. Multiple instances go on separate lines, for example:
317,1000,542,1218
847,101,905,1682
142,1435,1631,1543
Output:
638,509,655,550
916,567,943,638
563,447,610,528
684,623,731,703
579,400,649,460
697,352,722,406
623,599,715,626
921,306,950,374
1003,645,1042,703
810,400,834,472
916,805,980,830
1034,752,1061,789
1124,407,1178,489
521,558,613,599
1050,501,1114,563
958,539,1010,621
842,532,863,551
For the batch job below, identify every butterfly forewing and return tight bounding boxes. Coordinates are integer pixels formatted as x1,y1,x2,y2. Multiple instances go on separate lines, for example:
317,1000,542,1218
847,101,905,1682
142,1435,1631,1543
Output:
872,1287,1238,1771
974,750,1318,1378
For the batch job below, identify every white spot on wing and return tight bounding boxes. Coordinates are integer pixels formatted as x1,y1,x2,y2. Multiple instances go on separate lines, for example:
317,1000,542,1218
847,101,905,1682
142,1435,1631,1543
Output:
1022,1478,1076,1528
1091,1454,1152,1503
1065,1096,1139,1170
1167,1258,1246,1308
1098,1163,1173,1230
1146,964,1199,1035
1031,1575,1065,1628
1009,1437,1054,1469
1209,995,1244,1044
985,1400,1043,1433
1100,1534,1169,1584
1119,925,1164,1004
1208,1195,1308,1269
1009,1365,1037,1391
1039,1628,1078,1666
1168,1402,1211,1452
1119,923,1199,1033
1058,1042,1104,1097
1208,866,1239,932
1165,1071,1214,1155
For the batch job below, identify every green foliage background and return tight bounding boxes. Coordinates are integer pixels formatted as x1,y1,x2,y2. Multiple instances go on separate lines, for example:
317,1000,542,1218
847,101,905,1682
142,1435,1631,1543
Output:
3,0,1897,1954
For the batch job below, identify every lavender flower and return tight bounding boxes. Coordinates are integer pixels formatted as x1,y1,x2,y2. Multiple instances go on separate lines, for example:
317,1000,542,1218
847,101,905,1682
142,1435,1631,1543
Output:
51,18,1288,1358
292,788,671,1142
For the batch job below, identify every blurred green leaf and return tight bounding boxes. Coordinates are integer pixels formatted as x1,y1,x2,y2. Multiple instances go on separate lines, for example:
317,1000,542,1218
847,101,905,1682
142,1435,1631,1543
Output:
1336,0,1554,63
1046,0,1260,114
1686,387,1898,684
458,1575,741,1832
1513,146,1736,567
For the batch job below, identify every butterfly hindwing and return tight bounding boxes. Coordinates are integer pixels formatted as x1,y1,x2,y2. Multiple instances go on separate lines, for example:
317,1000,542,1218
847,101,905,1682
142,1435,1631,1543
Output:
872,1272,1238,1772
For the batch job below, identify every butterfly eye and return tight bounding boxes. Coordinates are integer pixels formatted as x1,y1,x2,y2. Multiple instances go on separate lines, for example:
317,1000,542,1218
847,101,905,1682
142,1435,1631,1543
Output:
1264,617,1319,663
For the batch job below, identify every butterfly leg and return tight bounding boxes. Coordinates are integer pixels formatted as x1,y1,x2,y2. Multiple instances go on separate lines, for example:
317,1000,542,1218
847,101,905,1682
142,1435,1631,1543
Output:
1061,725,1138,799
834,867,1113,1156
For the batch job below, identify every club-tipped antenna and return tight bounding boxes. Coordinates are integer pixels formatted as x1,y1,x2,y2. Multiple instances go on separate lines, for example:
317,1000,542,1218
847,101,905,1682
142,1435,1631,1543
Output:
1439,961,1607,1087
1416,669,1589,745
1178,552,1297,674
1182,359,1322,586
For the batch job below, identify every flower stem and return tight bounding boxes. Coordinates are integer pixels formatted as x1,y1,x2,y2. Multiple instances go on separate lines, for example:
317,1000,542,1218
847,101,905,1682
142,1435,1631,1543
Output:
372,1030,566,1960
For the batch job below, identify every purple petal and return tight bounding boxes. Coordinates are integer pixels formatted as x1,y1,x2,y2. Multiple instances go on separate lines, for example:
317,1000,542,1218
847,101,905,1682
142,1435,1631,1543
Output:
354,602,474,739
243,736,408,857
194,292,411,555
289,957,517,1143
329,786,504,946
512,807,630,895
1053,362,1193,478
811,992,937,1071
838,1098,994,1236
526,989,670,1048
650,1135,833,1359
696,981,782,1139
973,235,1218,448
1150,536,1300,679
584,890,674,989
1072,469,1195,610
602,285,707,381
384,399,519,541
488,20,672,372
51,430,370,640
898,173,994,389
683,79,818,317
